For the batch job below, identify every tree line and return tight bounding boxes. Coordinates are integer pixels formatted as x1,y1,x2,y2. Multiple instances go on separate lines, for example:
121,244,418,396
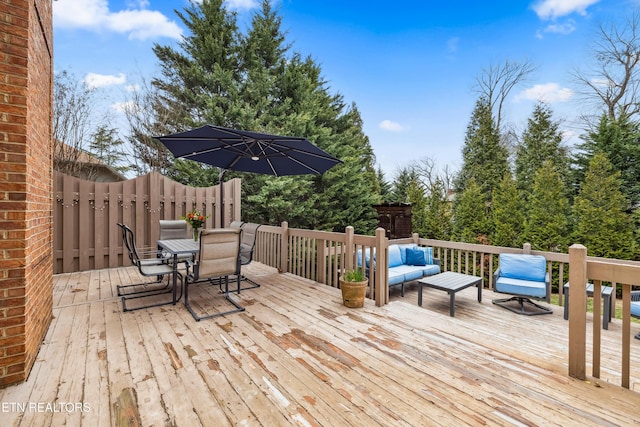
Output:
53,1,640,259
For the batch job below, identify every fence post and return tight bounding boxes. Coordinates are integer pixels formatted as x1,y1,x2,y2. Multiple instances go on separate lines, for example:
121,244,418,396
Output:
280,221,289,273
568,244,587,380
374,227,388,306
523,243,531,255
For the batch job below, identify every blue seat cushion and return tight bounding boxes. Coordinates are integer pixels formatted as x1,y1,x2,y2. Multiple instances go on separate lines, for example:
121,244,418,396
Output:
631,301,640,318
499,254,546,282
388,265,424,285
495,277,547,299
421,264,441,276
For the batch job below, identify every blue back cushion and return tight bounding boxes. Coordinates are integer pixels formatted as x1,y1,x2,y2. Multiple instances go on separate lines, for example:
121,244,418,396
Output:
499,254,546,282
397,244,417,264
406,248,427,266
388,245,403,267
418,246,433,264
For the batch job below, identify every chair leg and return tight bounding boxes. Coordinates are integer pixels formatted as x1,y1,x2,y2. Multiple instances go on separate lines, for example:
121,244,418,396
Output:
492,296,553,315
122,274,182,312
184,275,245,321
635,332,640,341
117,275,169,297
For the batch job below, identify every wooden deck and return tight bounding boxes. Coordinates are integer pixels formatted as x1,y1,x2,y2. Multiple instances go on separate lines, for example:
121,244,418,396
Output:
2,263,640,426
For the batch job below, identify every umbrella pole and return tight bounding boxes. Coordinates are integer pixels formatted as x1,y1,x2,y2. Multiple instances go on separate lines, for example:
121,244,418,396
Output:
219,169,227,227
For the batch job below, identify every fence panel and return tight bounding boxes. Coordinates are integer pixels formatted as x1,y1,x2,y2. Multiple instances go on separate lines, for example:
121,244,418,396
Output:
53,171,241,273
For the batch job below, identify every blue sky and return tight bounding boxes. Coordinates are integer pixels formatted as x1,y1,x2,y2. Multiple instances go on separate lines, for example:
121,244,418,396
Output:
53,0,637,179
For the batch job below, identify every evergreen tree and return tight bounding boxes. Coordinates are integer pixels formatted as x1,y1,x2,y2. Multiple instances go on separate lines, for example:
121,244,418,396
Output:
424,178,451,240
572,152,636,259
491,174,524,248
407,178,427,237
389,166,418,204
455,97,509,203
515,103,569,199
573,112,640,206
376,166,392,203
523,161,570,252
87,125,129,175
136,0,379,231
452,180,491,244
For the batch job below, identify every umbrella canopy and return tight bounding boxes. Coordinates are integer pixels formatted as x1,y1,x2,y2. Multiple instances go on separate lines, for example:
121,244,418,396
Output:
155,125,342,226
155,125,341,177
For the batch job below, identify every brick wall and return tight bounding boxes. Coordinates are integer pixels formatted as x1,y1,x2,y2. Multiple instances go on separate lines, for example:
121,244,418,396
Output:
0,0,53,387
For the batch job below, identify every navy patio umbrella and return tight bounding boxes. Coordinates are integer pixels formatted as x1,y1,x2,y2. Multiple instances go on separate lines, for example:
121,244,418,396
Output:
155,125,342,224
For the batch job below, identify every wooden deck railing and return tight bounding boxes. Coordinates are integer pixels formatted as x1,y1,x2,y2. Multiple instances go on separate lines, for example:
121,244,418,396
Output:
568,244,640,389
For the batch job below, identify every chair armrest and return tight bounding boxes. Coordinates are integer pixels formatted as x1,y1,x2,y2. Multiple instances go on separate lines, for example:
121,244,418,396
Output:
631,290,640,302
432,258,441,267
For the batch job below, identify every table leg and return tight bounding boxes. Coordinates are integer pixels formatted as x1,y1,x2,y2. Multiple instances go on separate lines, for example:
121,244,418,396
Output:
477,280,482,302
418,282,423,306
172,253,178,304
603,293,610,330
449,292,455,317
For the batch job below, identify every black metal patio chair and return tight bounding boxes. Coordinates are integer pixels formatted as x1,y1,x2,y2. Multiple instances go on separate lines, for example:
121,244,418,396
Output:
117,223,182,312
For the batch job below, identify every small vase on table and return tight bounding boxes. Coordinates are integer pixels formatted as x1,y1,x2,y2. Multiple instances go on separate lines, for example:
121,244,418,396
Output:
193,227,201,242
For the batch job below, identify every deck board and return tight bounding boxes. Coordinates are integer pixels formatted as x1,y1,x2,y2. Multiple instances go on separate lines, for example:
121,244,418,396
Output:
1,264,640,426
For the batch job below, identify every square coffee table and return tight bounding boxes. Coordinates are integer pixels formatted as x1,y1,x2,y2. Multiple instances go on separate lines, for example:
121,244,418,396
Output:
418,272,482,317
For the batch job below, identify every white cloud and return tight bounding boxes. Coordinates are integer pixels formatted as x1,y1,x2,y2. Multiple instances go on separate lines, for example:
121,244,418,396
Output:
84,72,126,89
532,0,600,20
447,37,459,53
112,100,135,114
225,0,260,9
53,0,182,41
379,120,405,132
515,83,574,103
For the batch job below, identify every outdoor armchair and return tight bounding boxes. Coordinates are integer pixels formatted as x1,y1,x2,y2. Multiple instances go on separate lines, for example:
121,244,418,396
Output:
632,291,640,340
492,253,552,315
117,223,182,312
159,219,193,263
184,228,245,321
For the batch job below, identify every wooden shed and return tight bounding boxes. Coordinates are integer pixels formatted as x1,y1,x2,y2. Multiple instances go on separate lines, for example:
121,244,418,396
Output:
373,203,412,239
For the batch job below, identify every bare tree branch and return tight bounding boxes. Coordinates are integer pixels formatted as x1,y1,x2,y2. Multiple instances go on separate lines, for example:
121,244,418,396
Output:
572,10,640,122
473,59,538,131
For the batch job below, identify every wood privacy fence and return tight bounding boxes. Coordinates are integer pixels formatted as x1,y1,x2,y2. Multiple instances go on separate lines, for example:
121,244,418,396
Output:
53,171,241,273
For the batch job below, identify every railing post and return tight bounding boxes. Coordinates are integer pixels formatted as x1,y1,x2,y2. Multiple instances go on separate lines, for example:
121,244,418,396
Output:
345,226,354,272
280,221,289,274
374,227,388,306
568,244,587,380
412,232,419,244
522,243,531,255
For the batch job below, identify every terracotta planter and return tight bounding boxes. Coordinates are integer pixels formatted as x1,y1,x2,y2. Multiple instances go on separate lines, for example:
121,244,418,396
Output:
340,278,368,308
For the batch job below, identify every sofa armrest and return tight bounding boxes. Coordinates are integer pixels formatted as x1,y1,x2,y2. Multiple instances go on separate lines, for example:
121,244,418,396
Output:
432,258,440,267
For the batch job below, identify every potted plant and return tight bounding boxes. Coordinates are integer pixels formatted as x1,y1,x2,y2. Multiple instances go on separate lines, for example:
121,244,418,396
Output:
340,268,368,308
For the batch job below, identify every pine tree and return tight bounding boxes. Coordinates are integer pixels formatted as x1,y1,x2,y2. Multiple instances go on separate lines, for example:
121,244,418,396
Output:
407,178,427,237
573,112,640,206
455,97,509,203
452,180,491,244
515,103,569,199
87,125,129,175
137,0,379,231
523,161,570,252
572,152,636,259
424,178,451,240
491,174,524,248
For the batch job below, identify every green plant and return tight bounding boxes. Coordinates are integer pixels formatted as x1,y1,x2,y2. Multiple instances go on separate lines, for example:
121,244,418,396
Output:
343,269,366,282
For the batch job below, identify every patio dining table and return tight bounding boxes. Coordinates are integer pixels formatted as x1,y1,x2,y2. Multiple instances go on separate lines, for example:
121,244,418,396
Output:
157,238,199,303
